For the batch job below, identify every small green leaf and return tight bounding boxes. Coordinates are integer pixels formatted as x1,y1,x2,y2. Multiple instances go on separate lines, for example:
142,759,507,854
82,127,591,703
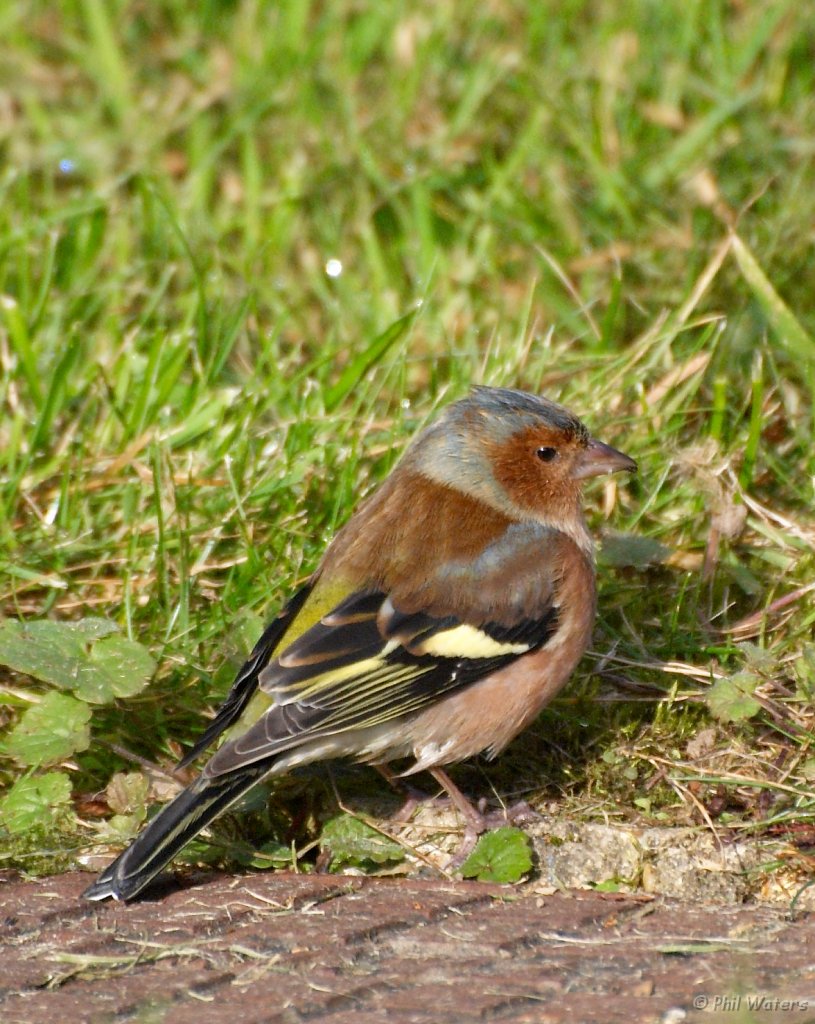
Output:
76,634,157,702
92,774,151,840
706,671,761,723
0,772,73,833
101,813,146,840
321,813,405,870
2,692,92,766
459,827,533,883
593,879,623,892
105,771,150,815
245,840,295,869
0,619,86,689
69,618,121,641
600,532,670,569
0,618,155,703
736,642,776,676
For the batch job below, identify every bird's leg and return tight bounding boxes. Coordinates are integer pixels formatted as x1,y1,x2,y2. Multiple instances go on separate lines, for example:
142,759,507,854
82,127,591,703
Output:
429,767,538,868
428,768,487,866
373,764,439,822
377,764,537,863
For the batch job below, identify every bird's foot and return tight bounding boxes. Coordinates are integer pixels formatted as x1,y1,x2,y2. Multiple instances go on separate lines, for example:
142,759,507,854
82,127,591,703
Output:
374,764,453,822
473,796,539,830
390,785,452,823
444,798,539,869
376,764,538,868
422,768,538,870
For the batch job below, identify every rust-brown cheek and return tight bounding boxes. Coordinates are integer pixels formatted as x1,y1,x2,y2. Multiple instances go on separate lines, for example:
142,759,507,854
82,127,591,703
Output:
487,428,580,518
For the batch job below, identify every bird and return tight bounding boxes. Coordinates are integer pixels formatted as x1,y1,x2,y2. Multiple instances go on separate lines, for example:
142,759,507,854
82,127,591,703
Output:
83,386,636,901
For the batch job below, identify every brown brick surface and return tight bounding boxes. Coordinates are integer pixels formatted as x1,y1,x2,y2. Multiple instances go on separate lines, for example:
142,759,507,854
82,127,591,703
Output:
1,870,813,1023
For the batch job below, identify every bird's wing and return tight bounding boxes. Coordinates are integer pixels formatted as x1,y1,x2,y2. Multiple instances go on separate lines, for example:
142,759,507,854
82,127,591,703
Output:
178,581,314,768
204,524,571,775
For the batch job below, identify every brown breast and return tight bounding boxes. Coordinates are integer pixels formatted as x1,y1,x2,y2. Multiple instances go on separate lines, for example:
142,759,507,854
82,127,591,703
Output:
401,538,596,772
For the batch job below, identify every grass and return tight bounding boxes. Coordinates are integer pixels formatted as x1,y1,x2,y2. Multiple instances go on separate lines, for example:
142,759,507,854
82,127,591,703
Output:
1,0,814,885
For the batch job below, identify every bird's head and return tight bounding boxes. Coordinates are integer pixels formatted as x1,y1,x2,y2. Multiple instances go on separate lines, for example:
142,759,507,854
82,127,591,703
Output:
409,386,636,527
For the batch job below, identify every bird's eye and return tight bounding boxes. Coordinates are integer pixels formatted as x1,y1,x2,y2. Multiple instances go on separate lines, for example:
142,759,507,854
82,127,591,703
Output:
536,446,557,463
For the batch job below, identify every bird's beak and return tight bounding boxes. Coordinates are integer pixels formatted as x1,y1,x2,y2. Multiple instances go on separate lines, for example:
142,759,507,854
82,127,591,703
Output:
572,439,637,480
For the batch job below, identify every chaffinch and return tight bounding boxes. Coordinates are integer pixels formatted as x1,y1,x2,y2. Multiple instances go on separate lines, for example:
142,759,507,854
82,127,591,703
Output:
83,386,636,901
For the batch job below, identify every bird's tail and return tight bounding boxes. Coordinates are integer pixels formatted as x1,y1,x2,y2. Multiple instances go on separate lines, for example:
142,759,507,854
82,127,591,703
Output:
82,764,271,902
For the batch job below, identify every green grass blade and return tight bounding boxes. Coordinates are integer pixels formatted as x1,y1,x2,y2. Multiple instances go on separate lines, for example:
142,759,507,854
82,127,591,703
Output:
29,339,82,455
731,233,815,363
78,0,134,124
0,297,42,406
324,309,417,412
645,91,757,189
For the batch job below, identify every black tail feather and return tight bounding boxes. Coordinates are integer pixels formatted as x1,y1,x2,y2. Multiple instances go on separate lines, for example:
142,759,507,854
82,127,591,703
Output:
82,764,271,902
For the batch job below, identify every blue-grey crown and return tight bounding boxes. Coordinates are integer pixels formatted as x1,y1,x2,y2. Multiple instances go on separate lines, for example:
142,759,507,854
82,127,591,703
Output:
404,386,590,514
464,386,589,442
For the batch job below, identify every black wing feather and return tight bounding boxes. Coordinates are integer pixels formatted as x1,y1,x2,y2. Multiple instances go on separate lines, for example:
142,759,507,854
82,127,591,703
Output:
177,581,313,769
208,593,558,770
